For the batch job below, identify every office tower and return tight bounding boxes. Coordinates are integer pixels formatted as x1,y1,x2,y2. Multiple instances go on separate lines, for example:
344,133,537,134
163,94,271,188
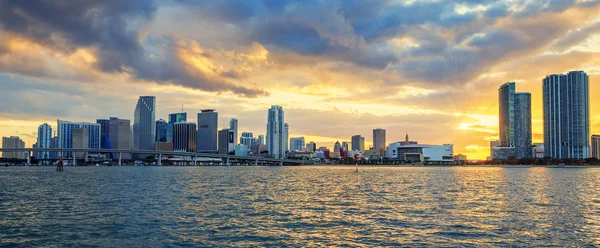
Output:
284,123,289,153
592,135,600,159
72,128,89,159
97,119,110,149
290,137,305,151
306,142,316,152
258,135,265,145
108,117,131,158
373,129,386,155
167,112,187,143
218,128,234,155
155,119,168,142
37,123,52,160
342,141,349,152
174,122,197,152
57,120,101,157
2,136,25,159
334,141,341,152
133,96,156,157
266,106,285,159
197,109,218,152
498,82,532,159
543,71,590,159
490,140,500,159
230,118,238,145
240,132,256,148
351,135,365,152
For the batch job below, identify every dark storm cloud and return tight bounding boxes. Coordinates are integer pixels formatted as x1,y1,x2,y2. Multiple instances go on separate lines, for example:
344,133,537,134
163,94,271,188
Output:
0,0,267,97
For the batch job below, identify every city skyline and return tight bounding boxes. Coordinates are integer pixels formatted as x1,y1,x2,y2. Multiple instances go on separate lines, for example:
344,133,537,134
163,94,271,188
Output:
1,1,600,160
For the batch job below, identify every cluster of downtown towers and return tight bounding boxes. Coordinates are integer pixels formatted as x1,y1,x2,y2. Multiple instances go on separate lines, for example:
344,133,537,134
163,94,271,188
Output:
497,70,592,160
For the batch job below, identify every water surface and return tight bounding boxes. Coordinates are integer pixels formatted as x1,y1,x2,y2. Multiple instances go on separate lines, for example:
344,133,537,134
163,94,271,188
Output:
2,166,600,247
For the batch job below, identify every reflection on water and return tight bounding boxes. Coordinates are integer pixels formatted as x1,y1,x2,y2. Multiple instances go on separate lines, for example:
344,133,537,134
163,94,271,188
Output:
1,166,600,246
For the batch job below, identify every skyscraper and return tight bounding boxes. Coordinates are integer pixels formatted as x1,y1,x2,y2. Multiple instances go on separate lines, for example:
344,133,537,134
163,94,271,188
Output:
334,141,341,152
2,136,25,159
37,123,52,160
351,135,365,152
133,96,156,156
306,141,316,152
174,122,197,152
230,118,238,146
57,120,101,157
218,128,234,155
258,135,265,145
498,82,532,159
342,141,349,152
97,119,110,149
284,123,289,153
290,137,305,151
197,109,218,152
72,128,89,159
266,106,285,159
240,132,256,148
108,117,131,158
373,128,386,155
167,112,187,143
155,119,168,142
592,135,600,159
543,71,590,159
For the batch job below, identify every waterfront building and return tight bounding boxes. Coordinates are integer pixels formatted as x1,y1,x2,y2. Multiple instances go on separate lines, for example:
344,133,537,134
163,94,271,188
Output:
258,135,265,145
2,136,25,159
373,128,386,156
133,96,156,158
108,117,131,158
240,132,256,148
499,82,532,159
334,141,341,152
218,128,234,155
592,135,600,159
37,123,52,160
543,71,590,159
266,106,285,159
306,142,316,152
489,140,500,159
155,119,168,142
57,120,101,157
173,122,197,152
351,135,365,152
97,119,110,149
197,109,218,152
290,137,305,152
387,143,454,163
235,144,249,156
230,118,238,146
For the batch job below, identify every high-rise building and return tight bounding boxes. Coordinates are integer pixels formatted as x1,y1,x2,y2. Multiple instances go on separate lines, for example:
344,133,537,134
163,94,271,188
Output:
167,112,187,143
218,128,234,155
306,141,316,152
37,123,52,160
230,118,238,146
373,129,386,155
97,119,110,149
155,119,168,142
49,136,58,159
499,82,532,159
334,141,341,152
351,135,365,152
266,106,285,159
72,128,89,159
108,117,131,158
543,71,590,159
57,120,101,157
342,141,349,152
197,109,218,152
592,135,600,159
2,136,25,159
133,96,156,157
284,123,289,153
240,132,256,148
173,122,197,152
290,137,305,151
258,135,265,145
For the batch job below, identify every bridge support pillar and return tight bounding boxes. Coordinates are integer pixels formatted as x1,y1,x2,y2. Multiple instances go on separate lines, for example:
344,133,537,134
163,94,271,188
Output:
158,153,162,166
255,159,258,166
118,153,122,166
73,155,76,166
280,161,283,166
193,156,197,166
26,151,31,165
226,158,230,166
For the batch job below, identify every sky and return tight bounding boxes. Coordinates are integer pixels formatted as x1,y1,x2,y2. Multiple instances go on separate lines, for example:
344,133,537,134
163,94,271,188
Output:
0,0,599,160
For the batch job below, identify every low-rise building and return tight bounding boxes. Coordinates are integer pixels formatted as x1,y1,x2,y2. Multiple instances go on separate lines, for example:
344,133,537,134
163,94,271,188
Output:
388,144,454,163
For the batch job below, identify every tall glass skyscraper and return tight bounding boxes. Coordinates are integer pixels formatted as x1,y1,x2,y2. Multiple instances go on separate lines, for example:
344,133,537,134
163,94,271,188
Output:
166,112,187,143
155,119,168,142
197,109,218,152
498,82,532,159
96,119,110,149
133,96,156,156
267,106,285,159
543,71,590,159
351,135,365,152
373,128,386,155
37,123,52,160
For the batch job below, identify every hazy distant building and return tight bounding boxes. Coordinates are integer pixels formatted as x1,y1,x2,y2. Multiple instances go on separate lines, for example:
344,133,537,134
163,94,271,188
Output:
133,96,156,157
592,135,600,159
266,106,285,159
167,112,187,142
230,118,238,146
37,123,52,160
2,136,25,159
499,82,532,159
334,141,341,152
258,135,265,145
284,123,289,153
240,132,256,148
57,120,101,157
306,141,316,152
218,129,234,155
174,122,197,152
318,146,327,152
351,135,365,152
72,128,89,159
155,119,168,143
373,129,386,156
290,137,305,151
108,117,131,158
543,71,590,159
197,109,218,152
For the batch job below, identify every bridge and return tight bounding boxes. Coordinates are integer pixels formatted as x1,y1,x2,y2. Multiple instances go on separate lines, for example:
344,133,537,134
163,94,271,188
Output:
0,148,304,166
